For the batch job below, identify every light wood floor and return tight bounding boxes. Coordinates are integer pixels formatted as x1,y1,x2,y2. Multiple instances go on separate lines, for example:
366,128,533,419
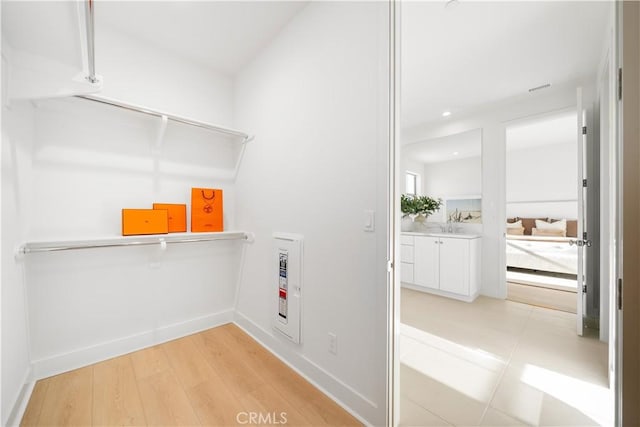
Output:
507,281,577,313
21,324,361,426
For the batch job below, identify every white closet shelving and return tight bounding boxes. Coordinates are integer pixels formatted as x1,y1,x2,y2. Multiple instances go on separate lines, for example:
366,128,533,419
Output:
77,94,252,141
18,231,253,255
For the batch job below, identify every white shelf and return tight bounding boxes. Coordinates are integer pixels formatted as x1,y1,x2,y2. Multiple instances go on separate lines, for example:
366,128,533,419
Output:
19,231,253,254
76,94,253,141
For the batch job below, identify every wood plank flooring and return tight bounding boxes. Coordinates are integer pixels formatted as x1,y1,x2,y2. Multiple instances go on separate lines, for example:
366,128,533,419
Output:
507,281,577,313
21,324,361,426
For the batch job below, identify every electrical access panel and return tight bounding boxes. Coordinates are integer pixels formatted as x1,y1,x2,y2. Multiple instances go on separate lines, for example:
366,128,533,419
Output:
273,233,303,344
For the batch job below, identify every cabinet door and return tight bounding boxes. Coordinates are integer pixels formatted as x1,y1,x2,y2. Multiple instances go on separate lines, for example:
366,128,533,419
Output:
400,244,414,263
413,236,439,289
400,262,414,283
439,238,469,295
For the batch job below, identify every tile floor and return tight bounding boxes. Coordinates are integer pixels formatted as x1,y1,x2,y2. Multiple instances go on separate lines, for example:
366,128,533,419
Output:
400,288,611,427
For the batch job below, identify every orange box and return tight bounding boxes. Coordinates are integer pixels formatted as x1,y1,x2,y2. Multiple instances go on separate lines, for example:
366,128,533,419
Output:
153,203,187,233
122,209,169,236
191,188,223,232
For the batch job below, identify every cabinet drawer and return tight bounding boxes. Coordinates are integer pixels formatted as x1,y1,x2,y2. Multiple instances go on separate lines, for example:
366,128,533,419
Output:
401,262,414,283
400,244,414,263
400,235,414,246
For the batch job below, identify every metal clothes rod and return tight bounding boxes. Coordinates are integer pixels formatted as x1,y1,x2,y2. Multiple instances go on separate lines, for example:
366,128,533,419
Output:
20,232,249,254
75,94,253,141
84,0,98,84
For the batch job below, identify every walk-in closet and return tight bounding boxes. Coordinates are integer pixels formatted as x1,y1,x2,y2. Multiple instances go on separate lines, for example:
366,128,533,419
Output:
1,2,391,425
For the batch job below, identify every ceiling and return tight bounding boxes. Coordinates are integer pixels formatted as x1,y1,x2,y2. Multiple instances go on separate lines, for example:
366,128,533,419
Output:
506,110,577,152
404,129,482,164
95,1,308,76
406,109,576,165
401,0,611,129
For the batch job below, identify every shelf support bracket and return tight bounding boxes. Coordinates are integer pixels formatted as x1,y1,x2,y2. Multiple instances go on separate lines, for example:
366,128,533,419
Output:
233,135,254,180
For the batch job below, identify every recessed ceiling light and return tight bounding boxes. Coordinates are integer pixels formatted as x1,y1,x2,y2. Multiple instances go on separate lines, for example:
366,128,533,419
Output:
453,151,459,156
442,111,452,117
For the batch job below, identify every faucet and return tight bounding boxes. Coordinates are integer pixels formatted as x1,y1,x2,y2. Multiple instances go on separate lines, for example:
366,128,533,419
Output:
447,220,453,233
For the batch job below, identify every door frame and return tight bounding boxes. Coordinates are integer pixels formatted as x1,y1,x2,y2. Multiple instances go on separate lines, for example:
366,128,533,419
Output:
619,1,639,424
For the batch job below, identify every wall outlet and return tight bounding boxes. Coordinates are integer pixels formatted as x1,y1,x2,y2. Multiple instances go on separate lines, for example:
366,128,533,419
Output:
328,332,337,355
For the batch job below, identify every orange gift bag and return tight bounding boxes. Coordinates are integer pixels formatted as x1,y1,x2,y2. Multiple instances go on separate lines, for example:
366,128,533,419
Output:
191,188,223,232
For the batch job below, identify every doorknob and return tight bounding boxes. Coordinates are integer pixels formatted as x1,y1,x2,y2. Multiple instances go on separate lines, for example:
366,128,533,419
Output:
569,239,592,247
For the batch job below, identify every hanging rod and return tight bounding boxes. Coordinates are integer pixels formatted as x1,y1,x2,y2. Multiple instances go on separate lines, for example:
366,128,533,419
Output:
84,0,98,84
75,94,253,141
18,231,253,255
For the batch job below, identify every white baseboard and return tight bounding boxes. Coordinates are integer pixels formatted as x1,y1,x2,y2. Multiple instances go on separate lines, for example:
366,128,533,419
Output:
31,309,234,380
4,367,34,427
233,311,380,426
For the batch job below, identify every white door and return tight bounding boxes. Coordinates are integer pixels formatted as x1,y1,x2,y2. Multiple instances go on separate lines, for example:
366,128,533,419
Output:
576,88,589,336
414,236,439,290
439,238,469,295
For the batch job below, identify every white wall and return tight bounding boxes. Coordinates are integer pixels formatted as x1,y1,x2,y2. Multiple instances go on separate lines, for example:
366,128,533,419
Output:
233,2,388,424
96,24,234,126
423,156,482,198
1,101,34,427
2,26,245,420
403,82,588,298
506,143,578,219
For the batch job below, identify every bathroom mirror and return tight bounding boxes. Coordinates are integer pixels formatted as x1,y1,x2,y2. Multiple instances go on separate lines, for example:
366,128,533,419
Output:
400,128,482,231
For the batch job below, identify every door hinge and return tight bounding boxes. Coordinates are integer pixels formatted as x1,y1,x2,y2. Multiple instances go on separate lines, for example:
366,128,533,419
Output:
387,260,394,273
583,231,588,240
583,284,587,294
617,278,623,310
618,68,623,101
582,126,587,135
582,179,587,187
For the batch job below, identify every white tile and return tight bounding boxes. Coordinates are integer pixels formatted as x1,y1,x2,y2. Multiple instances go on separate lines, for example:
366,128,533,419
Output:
480,407,529,426
401,364,488,426
400,323,507,372
512,323,608,385
400,396,452,427
490,362,607,426
401,338,504,404
400,289,612,427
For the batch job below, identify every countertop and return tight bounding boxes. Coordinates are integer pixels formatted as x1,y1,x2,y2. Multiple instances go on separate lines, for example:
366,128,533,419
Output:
401,231,482,239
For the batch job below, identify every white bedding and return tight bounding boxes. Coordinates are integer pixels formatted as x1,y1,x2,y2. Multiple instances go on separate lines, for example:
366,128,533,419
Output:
506,235,578,275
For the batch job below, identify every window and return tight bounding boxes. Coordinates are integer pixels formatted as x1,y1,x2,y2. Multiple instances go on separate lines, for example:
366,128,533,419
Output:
405,172,418,196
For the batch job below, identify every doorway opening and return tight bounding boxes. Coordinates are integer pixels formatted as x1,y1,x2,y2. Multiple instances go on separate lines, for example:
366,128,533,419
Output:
395,1,617,426
504,109,581,315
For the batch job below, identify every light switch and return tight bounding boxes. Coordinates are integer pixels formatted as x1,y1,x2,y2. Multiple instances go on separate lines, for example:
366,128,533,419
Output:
364,210,375,232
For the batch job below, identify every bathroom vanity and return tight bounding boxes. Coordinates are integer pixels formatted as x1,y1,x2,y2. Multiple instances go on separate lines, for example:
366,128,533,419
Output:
400,232,481,302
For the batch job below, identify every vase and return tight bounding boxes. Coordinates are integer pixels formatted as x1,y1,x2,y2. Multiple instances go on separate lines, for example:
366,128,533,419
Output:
412,213,429,231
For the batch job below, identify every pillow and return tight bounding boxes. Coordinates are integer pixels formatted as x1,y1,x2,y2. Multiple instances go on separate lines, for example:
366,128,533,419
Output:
535,218,567,232
506,220,523,228
554,219,578,238
520,218,548,235
507,227,525,236
532,227,566,237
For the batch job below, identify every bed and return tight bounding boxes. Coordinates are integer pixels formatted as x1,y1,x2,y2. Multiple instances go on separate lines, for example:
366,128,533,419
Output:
506,217,578,275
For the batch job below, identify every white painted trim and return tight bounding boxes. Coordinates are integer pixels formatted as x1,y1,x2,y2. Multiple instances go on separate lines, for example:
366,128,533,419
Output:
233,311,376,426
31,309,234,380
4,367,34,427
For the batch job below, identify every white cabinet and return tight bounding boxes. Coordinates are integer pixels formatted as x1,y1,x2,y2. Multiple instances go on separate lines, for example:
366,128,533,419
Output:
400,235,415,283
401,233,481,302
414,235,439,290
